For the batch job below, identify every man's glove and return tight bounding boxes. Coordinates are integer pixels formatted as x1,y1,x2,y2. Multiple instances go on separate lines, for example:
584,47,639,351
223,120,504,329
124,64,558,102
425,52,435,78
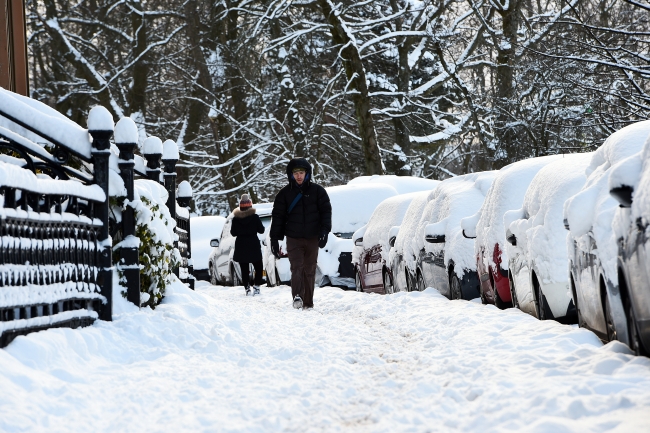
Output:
271,238,280,259
318,233,328,249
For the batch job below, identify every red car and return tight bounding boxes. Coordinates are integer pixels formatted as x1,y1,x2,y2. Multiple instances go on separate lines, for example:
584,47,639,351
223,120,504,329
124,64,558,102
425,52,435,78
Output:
354,193,420,294
476,242,511,308
462,155,563,309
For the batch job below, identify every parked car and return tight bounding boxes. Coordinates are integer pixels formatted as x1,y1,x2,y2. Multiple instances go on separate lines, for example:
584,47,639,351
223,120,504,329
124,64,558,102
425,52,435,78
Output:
461,155,563,308
352,192,421,294
264,183,400,288
348,174,440,194
208,203,273,286
565,121,650,346
191,216,227,281
388,191,431,293
504,153,592,323
412,172,496,299
610,125,650,355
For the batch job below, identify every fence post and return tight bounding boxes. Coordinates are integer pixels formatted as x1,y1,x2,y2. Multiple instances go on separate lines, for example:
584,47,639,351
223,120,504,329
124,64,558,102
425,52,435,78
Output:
162,139,179,221
88,106,114,322
114,118,140,307
177,181,194,289
142,136,163,184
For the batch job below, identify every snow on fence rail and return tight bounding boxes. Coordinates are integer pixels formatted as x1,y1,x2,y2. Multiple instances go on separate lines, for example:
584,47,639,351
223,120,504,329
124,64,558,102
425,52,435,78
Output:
0,91,194,347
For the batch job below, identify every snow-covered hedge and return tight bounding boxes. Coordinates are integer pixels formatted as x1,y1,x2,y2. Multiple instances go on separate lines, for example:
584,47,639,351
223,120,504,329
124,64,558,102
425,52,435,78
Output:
112,179,180,308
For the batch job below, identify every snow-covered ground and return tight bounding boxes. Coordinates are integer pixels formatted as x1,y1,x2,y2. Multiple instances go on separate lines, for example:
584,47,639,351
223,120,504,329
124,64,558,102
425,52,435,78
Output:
2,280,650,432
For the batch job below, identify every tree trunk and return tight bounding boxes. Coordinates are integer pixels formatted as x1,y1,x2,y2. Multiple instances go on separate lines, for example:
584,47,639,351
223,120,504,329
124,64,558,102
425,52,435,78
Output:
318,0,383,175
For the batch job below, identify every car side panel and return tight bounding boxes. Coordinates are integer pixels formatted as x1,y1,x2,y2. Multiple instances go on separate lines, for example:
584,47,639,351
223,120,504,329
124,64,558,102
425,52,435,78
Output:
510,254,536,317
632,221,650,348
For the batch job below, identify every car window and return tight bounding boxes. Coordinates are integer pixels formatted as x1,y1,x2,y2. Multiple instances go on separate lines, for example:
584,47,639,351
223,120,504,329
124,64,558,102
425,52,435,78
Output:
260,215,272,229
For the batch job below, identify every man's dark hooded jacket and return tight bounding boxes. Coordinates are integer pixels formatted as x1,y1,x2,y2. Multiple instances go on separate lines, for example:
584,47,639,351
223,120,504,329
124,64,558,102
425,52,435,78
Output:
270,158,332,240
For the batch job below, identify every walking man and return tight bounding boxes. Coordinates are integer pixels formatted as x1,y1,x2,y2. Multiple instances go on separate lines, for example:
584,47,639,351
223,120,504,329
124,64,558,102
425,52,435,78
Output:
269,158,332,309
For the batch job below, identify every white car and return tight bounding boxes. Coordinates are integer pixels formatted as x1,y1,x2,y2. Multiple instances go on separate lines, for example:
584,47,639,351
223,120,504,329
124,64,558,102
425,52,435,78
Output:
412,172,496,299
264,183,401,288
208,203,273,286
191,216,227,281
565,120,650,344
504,153,592,322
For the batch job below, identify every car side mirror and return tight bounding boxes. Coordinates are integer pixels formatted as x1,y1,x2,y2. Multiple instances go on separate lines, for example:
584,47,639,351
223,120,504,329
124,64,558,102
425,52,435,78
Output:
210,238,220,247
462,229,476,239
354,237,363,247
389,236,396,248
506,233,517,246
425,234,445,243
610,185,634,208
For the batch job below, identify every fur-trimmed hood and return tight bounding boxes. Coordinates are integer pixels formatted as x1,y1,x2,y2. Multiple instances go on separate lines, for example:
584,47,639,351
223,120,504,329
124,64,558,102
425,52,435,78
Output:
233,207,257,218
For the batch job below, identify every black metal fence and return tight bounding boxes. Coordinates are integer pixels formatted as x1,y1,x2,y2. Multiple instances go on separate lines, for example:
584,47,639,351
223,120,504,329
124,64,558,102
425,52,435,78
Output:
0,96,194,347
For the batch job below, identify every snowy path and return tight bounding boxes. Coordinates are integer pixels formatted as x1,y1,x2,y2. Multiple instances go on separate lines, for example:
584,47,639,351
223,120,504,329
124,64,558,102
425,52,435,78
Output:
2,280,650,432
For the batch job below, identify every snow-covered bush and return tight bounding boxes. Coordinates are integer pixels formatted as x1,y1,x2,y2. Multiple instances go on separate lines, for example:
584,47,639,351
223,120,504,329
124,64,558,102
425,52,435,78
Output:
112,179,180,308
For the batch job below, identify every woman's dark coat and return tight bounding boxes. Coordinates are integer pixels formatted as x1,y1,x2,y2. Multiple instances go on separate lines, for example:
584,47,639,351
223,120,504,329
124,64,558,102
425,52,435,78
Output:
269,158,332,240
230,208,265,263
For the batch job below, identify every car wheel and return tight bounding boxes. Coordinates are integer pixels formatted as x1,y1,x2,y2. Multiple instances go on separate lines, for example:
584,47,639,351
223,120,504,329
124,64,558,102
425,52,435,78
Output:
625,297,647,356
509,273,519,309
383,271,394,295
232,265,241,286
417,271,426,292
604,293,619,342
209,264,218,286
449,272,462,300
355,270,363,292
534,276,552,319
571,275,586,328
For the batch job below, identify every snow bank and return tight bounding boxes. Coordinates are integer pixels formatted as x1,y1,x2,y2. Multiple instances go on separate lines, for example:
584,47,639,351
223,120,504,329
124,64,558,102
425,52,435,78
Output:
347,174,439,194
388,191,431,272
415,172,497,276
352,193,420,266
470,155,563,270
565,121,650,281
2,281,649,432
191,216,227,271
507,153,592,285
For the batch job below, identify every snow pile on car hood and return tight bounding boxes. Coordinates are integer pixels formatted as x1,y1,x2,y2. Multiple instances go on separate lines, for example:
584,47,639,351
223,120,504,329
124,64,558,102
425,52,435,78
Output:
352,193,420,266
347,174,439,195
191,216,227,270
388,191,431,272
465,155,563,271
415,172,497,276
565,121,650,281
506,153,592,285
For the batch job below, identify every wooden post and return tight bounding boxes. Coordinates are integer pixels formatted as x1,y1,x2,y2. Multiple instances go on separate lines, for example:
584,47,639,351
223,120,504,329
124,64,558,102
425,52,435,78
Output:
0,0,29,95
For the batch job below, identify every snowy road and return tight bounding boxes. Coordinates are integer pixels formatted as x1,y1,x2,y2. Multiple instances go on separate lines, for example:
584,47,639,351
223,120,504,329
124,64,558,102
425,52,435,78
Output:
2,280,650,432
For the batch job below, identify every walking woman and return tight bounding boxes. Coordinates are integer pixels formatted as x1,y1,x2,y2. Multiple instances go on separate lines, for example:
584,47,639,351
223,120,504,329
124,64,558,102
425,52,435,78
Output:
231,194,265,295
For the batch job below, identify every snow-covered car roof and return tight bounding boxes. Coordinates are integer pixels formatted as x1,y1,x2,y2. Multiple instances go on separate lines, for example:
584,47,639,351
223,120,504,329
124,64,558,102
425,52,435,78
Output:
462,155,563,270
565,120,650,280
347,174,439,195
191,216,227,271
388,191,431,272
415,172,497,274
326,183,400,234
352,192,420,264
505,153,592,284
